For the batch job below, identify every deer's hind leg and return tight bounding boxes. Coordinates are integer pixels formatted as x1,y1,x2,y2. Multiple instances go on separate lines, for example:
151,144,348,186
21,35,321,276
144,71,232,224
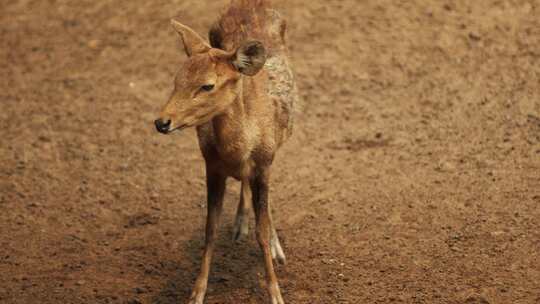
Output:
234,180,286,263
270,211,286,264
232,180,251,242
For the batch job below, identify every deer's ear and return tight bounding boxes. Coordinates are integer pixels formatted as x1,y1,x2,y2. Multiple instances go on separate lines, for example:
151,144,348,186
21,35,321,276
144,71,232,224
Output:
171,19,210,57
232,41,266,76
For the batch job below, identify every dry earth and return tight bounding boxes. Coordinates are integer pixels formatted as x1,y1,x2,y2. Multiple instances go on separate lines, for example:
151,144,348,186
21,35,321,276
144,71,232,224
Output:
1,0,539,303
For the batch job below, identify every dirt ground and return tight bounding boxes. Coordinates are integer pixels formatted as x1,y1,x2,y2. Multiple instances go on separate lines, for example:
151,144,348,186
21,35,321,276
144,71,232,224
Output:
1,0,539,303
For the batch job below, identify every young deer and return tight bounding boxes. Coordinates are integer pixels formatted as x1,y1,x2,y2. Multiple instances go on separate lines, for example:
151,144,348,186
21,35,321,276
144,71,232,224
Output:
154,1,297,303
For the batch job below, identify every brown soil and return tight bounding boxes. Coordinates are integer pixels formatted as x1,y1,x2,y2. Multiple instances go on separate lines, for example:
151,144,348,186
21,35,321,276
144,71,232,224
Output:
1,1,539,303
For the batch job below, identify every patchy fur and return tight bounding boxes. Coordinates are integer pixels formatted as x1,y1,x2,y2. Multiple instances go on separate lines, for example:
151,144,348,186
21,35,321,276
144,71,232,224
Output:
156,1,297,303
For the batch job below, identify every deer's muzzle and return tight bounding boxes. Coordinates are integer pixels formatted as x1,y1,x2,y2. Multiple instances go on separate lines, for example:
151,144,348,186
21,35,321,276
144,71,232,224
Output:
154,118,171,134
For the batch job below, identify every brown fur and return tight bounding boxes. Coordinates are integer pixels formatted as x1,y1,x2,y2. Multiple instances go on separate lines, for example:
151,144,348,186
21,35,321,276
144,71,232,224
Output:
210,0,269,50
155,1,297,303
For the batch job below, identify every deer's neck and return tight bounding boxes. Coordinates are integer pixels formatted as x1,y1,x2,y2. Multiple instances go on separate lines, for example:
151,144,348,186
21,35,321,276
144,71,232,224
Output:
211,77,251,161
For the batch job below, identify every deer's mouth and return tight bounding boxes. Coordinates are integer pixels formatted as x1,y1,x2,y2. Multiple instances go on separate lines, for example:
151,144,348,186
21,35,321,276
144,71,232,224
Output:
169,124,188,133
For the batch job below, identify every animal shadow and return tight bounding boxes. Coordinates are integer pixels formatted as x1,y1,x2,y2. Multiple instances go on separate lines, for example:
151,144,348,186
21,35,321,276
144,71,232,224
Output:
151,218,265,304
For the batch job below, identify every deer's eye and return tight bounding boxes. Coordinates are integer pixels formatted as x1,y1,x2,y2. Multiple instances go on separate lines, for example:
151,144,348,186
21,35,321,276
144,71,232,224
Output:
201,84,215,92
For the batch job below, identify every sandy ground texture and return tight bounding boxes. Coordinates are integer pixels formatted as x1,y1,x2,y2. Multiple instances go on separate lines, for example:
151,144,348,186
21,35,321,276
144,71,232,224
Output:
1,0,540,303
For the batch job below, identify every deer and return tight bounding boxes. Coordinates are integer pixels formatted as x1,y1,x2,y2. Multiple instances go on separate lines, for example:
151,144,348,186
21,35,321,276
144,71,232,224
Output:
153,1,297,303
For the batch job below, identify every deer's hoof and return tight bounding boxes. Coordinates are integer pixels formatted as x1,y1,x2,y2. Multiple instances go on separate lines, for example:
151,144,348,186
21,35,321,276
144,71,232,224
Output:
271,237,286,265
232,220,249,242
269,284,285,304
187,288,206,304
187,296,204,304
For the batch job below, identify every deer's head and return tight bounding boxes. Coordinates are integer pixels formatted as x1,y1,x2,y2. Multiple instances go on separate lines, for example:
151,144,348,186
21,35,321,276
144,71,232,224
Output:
155,20,266,134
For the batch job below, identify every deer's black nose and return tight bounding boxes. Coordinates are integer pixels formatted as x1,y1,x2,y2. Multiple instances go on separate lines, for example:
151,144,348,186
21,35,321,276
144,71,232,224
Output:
154,119,171,134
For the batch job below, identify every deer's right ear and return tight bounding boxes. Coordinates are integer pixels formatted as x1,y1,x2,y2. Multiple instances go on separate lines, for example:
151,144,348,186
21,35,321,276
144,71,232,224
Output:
171,19,211,57
232,41,267,76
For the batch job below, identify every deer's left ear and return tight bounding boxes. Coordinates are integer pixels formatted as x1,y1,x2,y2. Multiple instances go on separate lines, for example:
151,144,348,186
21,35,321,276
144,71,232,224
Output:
171,19,211,57
232,41,266,76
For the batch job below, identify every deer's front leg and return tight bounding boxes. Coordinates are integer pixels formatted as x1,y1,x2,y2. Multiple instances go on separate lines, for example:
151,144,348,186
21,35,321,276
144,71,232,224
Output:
188,169,226,304
251,167,285,304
